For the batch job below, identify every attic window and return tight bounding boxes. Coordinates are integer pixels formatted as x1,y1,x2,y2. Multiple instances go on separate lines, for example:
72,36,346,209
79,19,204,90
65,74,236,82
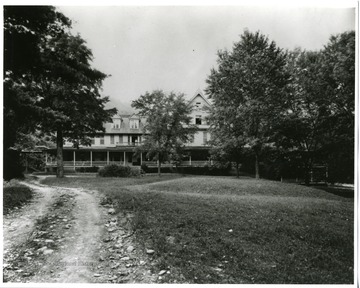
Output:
195,102,201,108
113,119,121,129
130,119,139,129
195,115,202,125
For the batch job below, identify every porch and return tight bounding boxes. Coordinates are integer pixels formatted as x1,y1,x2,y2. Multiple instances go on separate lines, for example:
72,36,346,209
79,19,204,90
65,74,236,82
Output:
44,147,212,171
45,149,144,170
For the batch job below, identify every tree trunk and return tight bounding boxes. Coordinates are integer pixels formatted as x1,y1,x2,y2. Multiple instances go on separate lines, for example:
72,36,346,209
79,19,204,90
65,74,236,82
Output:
157,153,161,177
255,152,260,179
236,162,240,178
304,161,311,186
303,153,312,186
56,128,64,178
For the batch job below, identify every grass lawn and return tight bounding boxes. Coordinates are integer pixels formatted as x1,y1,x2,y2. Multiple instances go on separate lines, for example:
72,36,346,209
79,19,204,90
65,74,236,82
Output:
42,175,354,284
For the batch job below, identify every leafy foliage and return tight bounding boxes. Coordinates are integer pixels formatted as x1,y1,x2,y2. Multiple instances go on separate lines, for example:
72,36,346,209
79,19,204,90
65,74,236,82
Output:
4,6,71,167
132,90,198,176
3,184,33,214
98,164,142,177
206,30,290,178
276,31,355,184
4,6,117,179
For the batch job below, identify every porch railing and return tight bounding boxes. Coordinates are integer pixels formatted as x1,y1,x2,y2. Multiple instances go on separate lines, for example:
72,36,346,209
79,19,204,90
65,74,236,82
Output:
46,160,211,167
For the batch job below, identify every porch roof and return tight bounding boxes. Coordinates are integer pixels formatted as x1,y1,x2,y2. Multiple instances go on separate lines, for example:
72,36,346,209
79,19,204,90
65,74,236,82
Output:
45,146,137,152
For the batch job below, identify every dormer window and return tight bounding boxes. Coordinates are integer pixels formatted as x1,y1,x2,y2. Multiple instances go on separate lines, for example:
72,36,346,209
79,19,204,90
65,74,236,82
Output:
130,119,139,129
113,118,121,129
195,115,202,125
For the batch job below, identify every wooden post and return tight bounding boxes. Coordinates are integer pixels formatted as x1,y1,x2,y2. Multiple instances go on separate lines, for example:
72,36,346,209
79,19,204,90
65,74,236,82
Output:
140,153,143,165
90,151,93,167
189,156,192,166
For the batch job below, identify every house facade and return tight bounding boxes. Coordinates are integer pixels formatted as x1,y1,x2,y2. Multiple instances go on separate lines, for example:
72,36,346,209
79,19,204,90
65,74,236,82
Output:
44,91,212,171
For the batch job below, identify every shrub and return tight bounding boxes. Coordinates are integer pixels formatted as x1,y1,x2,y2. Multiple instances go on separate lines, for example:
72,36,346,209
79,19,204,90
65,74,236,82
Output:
98,164,141,177
3,185,33,214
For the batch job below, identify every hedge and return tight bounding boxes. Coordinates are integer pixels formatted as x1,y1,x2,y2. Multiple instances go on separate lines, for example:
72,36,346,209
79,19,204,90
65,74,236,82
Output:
98,164,143,177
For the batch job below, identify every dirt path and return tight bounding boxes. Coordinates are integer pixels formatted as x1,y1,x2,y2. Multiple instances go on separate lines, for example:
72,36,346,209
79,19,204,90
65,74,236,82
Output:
3,181,58,254
3,178,158,284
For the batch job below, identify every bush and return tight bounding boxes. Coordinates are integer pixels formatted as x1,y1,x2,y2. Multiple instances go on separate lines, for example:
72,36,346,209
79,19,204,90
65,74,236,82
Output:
76,166,99,173
3,184,33,214
98,164,141,177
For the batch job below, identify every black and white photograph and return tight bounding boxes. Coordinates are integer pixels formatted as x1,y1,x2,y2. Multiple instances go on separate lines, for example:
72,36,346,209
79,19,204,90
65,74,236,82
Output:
2,1,357,285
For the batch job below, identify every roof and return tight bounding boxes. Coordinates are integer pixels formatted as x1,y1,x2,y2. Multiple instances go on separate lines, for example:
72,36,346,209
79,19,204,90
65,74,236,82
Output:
187,90,212,107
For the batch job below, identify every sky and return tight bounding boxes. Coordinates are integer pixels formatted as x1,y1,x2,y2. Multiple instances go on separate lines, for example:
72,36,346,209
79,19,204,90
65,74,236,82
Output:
57,4,355,113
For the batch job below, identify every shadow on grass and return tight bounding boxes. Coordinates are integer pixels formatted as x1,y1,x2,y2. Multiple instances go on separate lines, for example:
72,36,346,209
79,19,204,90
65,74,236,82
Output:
313,186,354,199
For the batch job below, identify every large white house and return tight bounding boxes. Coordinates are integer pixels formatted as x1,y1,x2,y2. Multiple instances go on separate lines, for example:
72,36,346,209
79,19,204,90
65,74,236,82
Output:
45,91,212,171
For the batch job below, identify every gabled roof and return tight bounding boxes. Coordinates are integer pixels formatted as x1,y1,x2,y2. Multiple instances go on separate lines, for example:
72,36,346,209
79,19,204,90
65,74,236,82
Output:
187,89,211,107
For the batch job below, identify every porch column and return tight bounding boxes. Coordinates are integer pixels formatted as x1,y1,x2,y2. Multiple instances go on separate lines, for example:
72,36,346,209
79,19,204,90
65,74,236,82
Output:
107,151,109,165
140,153,143,165
73,151,76,171
189,155,192,166
124,151,126,166
90,151,93,167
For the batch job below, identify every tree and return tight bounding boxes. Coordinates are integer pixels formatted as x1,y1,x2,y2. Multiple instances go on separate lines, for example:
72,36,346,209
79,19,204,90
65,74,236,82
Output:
320,31,355,183
37,32,117,178
276,31,355,184
207,106,245,178
206,30,290,178
4,6,116,179
275,48,327,184
4,6,71,179
132,90,197,176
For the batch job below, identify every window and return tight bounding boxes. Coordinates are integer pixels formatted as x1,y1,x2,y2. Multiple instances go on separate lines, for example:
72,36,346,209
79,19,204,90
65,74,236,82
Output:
130,119,139,129
113,119,121,129
131,136,138,145
195,102,201,108
100,136,104,145
195,115,202,125
91,138,95,145
203,131,207,144
110,135,114,144
118,135,123,144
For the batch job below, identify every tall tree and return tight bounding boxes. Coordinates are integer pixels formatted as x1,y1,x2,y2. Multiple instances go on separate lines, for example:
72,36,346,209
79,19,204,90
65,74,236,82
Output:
277,31,355,184
4,6,116,179
132,90,197,176
320,31,355,183
37,33,117,178
276,48,326,184
4,6,71,179
206,30,290,178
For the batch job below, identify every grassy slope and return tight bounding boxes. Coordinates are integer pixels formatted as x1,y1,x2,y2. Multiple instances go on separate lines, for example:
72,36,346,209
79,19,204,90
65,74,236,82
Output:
3,184,33,215
42,175,354,284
